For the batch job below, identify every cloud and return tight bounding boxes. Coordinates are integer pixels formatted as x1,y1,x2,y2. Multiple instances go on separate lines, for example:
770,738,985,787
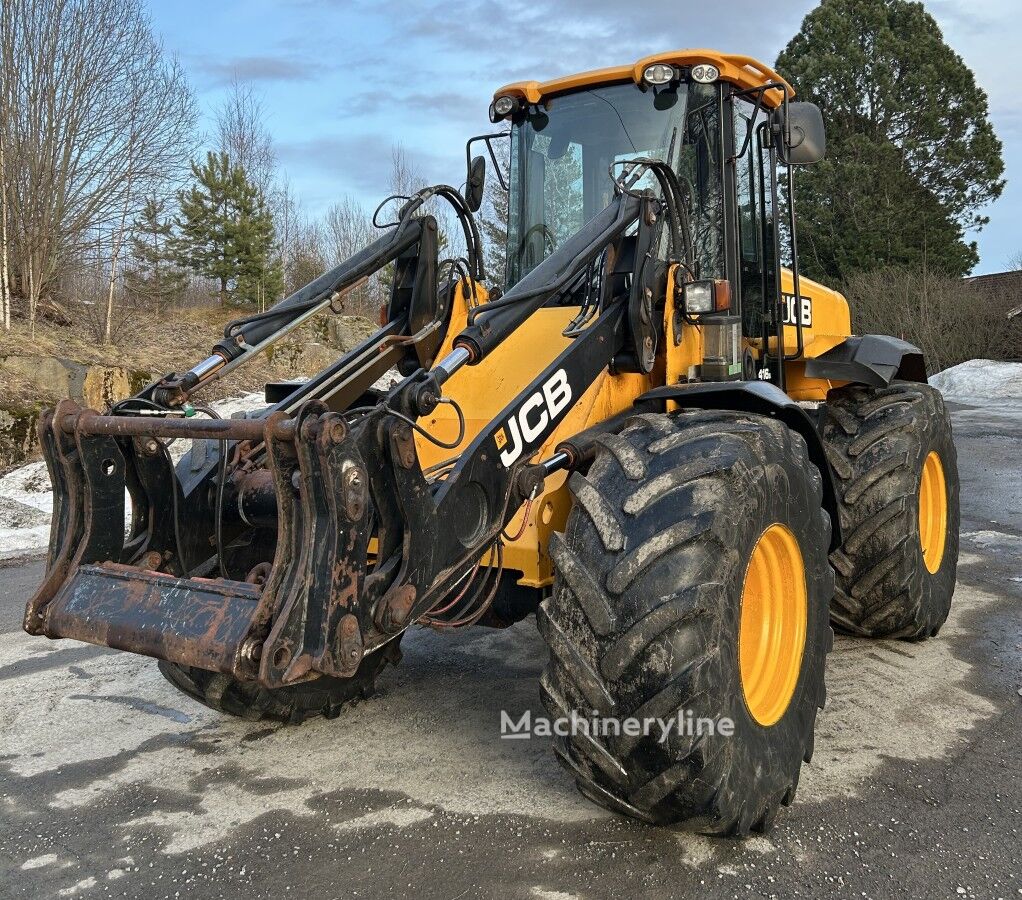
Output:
380,0,808,79
277,133,456,195
194,54,319,86
336,88,483,123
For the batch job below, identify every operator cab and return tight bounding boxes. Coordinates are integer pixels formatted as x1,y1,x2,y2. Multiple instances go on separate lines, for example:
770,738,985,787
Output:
474,51,826,386
502,80,725,289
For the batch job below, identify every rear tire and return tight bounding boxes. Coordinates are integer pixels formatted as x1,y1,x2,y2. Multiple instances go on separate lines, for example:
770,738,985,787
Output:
821,382,959,639
158,638,401,724
539,410,833,832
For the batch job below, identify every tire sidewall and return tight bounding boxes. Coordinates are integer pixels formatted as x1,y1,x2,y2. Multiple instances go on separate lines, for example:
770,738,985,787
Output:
693,445,831,823
907,401,960,635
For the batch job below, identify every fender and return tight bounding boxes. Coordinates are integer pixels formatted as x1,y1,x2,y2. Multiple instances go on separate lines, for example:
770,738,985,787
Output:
634,381,842,551
804,334,927,388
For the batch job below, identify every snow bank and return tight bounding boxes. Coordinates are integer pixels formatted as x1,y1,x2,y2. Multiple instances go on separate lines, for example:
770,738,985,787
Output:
929,359,1022,405
0,461,53,560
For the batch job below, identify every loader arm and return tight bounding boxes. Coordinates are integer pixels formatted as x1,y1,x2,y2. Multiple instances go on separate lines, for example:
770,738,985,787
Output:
25,187,650,690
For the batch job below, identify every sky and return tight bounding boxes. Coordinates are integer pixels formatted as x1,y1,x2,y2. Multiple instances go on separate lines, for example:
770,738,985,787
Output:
148,0,1019,274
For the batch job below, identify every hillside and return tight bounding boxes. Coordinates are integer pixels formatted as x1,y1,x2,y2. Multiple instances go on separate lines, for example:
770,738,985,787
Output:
0,306,376,471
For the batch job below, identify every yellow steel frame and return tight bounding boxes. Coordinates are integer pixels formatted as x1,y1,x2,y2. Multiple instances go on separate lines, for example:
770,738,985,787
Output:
418,260,852,586
415,283,651,586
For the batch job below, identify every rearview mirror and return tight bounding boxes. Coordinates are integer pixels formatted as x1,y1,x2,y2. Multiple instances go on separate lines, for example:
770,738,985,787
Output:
466,155,486,212
777,102,826,166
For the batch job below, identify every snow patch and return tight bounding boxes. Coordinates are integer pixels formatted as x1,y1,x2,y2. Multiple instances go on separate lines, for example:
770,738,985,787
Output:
0,394,267,560
929,359,1022,405
0,460,54,560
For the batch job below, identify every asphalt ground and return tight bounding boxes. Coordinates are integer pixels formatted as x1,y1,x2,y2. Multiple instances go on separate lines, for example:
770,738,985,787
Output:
0,401,1019,899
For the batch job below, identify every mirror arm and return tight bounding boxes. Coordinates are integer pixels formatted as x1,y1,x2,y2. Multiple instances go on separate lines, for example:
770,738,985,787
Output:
465,131,511,192
783,160,806,361
728,81,788,163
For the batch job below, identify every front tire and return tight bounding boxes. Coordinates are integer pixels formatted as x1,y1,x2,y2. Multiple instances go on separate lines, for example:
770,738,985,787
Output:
821,382,959,639
538,410,833,832
158,638,401,724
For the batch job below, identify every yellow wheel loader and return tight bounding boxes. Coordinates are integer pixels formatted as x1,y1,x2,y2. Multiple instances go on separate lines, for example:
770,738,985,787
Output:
24,50,959,833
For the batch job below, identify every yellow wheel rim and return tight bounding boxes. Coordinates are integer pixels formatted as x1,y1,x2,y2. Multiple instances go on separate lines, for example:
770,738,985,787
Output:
739,523,808,727
918,450,948,575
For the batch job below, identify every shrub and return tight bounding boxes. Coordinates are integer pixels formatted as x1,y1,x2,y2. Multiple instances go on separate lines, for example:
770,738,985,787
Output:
841,266,1022,374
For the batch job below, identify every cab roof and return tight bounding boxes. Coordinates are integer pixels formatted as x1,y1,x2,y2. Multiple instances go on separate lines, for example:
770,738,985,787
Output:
494,49,794,108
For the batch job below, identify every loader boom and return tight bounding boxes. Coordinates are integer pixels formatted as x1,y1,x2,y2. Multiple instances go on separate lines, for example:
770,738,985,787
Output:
25,185,651,689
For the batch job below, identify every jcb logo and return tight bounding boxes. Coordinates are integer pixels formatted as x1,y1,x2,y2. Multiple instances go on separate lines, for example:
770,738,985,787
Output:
497,369,573,467
781,293,813,328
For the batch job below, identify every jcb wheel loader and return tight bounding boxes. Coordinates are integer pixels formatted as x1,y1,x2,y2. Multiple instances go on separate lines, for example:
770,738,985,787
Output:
23,50,959,833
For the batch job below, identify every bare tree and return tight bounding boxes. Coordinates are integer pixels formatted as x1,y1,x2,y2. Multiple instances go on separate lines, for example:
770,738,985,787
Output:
323,195,382,317
324,196,377,264
845,266,1022,373
388,145,425,198
387,144,463,264
479,143,511,287
214,78,277,193
0,121,10,331
0,0,196,334
273,174,326,298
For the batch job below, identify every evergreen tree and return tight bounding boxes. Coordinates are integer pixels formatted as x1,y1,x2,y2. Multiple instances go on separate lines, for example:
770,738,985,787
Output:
234,187,283,309
124,196,189,314
175,151,281,306
776,0,1004,280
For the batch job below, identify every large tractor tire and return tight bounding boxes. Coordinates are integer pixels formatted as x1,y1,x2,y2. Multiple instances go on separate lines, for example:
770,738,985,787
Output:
158,638,401,724
538,410,834,833
821,382,959,640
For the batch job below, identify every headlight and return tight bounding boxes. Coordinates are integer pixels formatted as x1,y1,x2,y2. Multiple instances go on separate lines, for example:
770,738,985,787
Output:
642,64,675,86
682,281,714,314
690,64,720,84
492,96,516,119
682,279,732,315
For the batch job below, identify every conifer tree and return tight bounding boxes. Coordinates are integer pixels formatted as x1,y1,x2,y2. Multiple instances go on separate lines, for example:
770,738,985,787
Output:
124,196,188,314
776,0,1004,280
175,151,281,305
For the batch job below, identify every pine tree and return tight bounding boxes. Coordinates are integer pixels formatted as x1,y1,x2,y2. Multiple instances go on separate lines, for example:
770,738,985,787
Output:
124,196,189,314
233,185,283,309
175,151,282,306
776,0,1004,281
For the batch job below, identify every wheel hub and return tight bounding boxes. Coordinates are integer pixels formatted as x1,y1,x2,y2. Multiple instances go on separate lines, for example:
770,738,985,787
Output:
739,523,808,727
918,450,947,575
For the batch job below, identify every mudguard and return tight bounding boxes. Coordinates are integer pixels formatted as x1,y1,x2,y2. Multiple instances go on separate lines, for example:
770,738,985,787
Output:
634,380,842,551
804,334,927,387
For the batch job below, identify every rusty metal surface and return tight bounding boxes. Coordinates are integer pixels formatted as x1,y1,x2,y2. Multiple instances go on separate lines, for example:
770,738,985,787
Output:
61,411,283,442
23,299,617,690
41,563,262,674
257,402,376,687
23,401,88,634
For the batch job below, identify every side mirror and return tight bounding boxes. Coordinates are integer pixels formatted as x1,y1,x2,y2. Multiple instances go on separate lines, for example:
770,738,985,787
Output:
466,155,486,212
777,102,826,166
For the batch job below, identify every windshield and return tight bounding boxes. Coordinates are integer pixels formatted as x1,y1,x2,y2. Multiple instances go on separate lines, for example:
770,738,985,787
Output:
505,81,724,288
